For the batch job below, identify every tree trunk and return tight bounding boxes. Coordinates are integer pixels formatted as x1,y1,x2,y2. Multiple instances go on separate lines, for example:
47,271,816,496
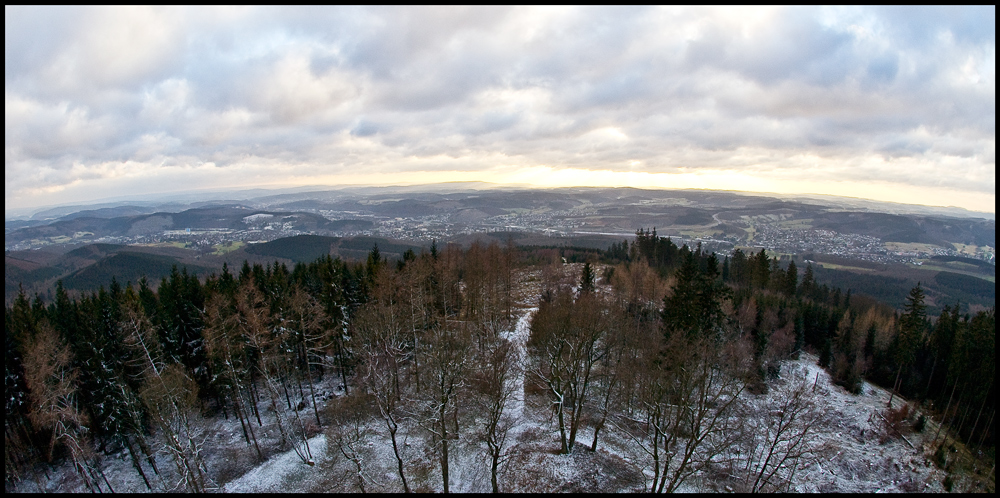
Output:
125,438,153,490
966,378,992,448
250,382,263,426
557,396,569,454
590,420,604,452
338,350,350,396
235,393,263,461
388,419,410,493
933,380,958,444
441,401,451,493
283,374,293,410
887,364,903,408
308,372,322,427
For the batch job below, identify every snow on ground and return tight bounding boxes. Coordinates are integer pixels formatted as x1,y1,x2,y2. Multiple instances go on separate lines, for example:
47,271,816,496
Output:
10,261,965,494
698,351,950,493
13,345,956,494
504,307,536,425
223,434,329,493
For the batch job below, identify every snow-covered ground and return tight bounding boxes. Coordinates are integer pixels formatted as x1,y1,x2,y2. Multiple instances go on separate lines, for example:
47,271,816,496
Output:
9,263,971,493
224,434,329,493
201,350,952,494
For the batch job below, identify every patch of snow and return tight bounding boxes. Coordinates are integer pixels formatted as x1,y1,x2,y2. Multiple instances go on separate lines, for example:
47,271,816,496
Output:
224,434,328,493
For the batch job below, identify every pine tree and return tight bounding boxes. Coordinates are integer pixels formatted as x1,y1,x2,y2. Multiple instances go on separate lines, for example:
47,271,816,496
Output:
785,260,798,296
799,263,815,296
579,262,595,296
888,283,926,407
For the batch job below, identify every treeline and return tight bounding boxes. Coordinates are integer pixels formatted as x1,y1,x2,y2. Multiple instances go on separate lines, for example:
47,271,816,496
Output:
4,231,995,493
5,251,374,491
603,229,995,451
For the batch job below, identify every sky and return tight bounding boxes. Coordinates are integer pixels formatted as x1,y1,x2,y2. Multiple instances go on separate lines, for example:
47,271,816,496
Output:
5,6,996,213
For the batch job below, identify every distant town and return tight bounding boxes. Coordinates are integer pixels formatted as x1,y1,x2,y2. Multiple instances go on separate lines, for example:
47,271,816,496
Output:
9,204,993,267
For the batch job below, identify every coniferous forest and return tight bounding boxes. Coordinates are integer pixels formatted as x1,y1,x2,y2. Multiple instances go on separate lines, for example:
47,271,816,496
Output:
5,231,995,492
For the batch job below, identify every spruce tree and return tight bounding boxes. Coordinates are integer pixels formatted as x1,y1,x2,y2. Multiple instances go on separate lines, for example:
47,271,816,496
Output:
579,262,595,295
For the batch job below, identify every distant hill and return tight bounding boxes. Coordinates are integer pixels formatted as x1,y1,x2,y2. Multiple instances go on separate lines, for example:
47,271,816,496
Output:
811,265,994,314
5,206,367,246
5,244,211,300
242,234,427,263
61,252,210,291
811,211,994,246
244,235,340,263
933,271,995,300
332,236,426,261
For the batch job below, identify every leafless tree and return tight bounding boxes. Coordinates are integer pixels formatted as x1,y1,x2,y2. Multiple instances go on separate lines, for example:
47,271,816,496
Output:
119,298,209,493
282,286,334,427
203,293,263,462
138,364,209,493
325,392,380,493
470,328,522,492
354,273,414,493
528,288,608,454
617,332,751,493
420,319,471,493
733,365,826,492
23,321,107,492
235,279,314,465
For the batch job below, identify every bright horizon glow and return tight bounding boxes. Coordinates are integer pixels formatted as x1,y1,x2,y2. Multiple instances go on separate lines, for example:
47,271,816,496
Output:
9,167,991,217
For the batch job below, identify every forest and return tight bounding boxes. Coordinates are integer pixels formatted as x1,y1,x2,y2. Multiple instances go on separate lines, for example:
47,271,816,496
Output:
4,230,995,492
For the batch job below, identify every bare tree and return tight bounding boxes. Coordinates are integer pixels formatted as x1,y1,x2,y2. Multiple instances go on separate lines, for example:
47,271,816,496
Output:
421,319,471,493
470,329,521,492
527,288,608,454
618,332,751,493
118,293,210,493
734,365,826,493
283,286,334,427
325,392,380,493
203,293,263,462
23,321,106,492
354,277,413,493
235,279,314,465
138,364,209,493
588,299,628,452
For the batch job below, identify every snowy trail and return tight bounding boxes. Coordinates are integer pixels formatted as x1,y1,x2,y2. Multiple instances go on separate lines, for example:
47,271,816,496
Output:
223,434,329,493
506,308,536,425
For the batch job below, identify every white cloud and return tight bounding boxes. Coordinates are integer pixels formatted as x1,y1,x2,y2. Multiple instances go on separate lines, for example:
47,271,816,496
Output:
4,6,995,212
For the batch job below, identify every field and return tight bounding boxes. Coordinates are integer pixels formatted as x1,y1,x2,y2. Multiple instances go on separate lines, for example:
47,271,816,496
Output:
142,241,189,249
776,218,815,229
885,242,944,253
815,261,876,272
212,241,245,255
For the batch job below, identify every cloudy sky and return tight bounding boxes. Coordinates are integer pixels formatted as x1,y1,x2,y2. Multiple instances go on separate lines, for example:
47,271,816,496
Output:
5,6,995,213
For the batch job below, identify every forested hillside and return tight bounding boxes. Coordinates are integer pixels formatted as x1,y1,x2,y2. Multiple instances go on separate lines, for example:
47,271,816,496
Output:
5,231,994,493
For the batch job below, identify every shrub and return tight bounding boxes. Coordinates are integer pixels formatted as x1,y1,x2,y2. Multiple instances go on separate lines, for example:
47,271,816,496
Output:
877,403,912,443
934,443,948,468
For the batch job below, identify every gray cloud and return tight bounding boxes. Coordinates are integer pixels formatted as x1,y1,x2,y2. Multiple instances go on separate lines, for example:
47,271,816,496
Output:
5,6,995,212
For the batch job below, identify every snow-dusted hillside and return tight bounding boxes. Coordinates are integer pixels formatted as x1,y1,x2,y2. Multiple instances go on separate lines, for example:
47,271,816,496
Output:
8,263,982,494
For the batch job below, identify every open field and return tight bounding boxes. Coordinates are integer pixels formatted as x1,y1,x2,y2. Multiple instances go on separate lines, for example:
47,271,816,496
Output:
212,241,245,255
776,218,814,229
142,241,189,249
915,264,994,282
815,261,876,272
885,242,945,253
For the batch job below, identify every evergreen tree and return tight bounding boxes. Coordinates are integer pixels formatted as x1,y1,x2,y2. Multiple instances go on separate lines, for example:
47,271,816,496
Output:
888,283,926,407
799,263,815,296
785,260,798,296
579,262,595,295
